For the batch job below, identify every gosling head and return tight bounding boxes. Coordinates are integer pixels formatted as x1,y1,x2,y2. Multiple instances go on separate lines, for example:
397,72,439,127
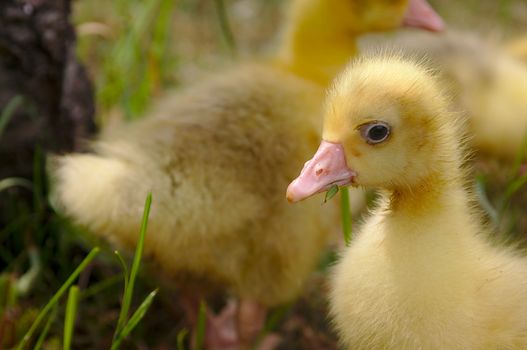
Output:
290,0,444,42
287,56,460,202
343,0,445,33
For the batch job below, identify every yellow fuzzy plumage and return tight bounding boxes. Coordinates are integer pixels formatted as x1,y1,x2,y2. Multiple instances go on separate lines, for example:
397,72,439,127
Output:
323,55,527,349
52,66,334,304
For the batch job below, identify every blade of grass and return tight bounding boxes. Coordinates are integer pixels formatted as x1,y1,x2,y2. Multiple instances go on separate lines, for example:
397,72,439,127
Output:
63,286,80,350
498,131,527,222
113,192,152,339
264,304,291,334
510,131,527,177
33,306,58,350
0,95,23,138
474,175,498,225
80,275,122,300
16,247,100,350
213,0,237,56
177,329,189,350
324,185,339,203
251,304,291,350
149,0,177,89
0,178,33,193
194,301,207,350
498,171,527,225
111,289,158,349
32,145,45,219
317,248,339,272
15,247,41,297
0,274,12,314
502,173,527,207
340,187,352,246
114,250,129,293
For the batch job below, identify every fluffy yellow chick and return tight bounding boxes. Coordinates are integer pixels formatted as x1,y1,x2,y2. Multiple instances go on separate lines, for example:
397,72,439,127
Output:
362,31,527,159
287,56,527,349
276,0,443,84
51,1,442,348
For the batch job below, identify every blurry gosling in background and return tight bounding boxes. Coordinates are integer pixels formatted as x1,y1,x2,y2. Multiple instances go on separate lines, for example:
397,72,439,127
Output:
361,29,527,159
287,56,527,349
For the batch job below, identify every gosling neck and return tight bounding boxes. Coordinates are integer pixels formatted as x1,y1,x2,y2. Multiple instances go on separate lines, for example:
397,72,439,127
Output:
274,1,358,85
382,163,469,229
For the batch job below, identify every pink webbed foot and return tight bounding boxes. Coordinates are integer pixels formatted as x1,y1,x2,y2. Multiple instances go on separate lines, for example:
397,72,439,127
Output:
182,296,281,350
237,299,281,350
205,300,239,350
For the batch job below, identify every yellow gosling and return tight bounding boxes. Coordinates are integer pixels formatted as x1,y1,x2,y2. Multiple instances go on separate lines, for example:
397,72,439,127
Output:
288,55,527,350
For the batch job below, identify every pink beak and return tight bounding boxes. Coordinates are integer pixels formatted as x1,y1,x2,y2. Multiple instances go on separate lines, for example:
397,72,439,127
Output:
403,0,445,32
286,141,356,203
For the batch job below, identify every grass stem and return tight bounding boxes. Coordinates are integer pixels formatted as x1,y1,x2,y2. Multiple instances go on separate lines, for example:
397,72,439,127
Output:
63,286,80,350
340,187,352,246
213,0,237,57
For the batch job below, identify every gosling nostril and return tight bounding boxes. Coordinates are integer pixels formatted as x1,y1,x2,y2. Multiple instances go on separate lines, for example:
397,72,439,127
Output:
315,166,324,176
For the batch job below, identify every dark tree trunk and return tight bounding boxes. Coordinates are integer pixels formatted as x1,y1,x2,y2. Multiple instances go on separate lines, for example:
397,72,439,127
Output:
0,0,96,182
0,0,95,229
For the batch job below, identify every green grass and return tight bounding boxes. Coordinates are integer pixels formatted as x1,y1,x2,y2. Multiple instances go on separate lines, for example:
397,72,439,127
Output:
111,193,156,350
0,178,33,194
0,95,23,138
213,0,237,56
98,0,176,121
324,185,353,246
76,0,178,123
33,306,57,350
193,301,207,350
10,193,156,349
340,187,353,246
111,289,159,350
63,286,79,350
16,248,100,350
498,133,527,218
0,1,179,345
474,174,499,224
1,1,184,346
177,329,189,350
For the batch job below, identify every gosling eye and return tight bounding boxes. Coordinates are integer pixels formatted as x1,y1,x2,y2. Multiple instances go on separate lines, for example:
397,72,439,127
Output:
359,121,391,145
